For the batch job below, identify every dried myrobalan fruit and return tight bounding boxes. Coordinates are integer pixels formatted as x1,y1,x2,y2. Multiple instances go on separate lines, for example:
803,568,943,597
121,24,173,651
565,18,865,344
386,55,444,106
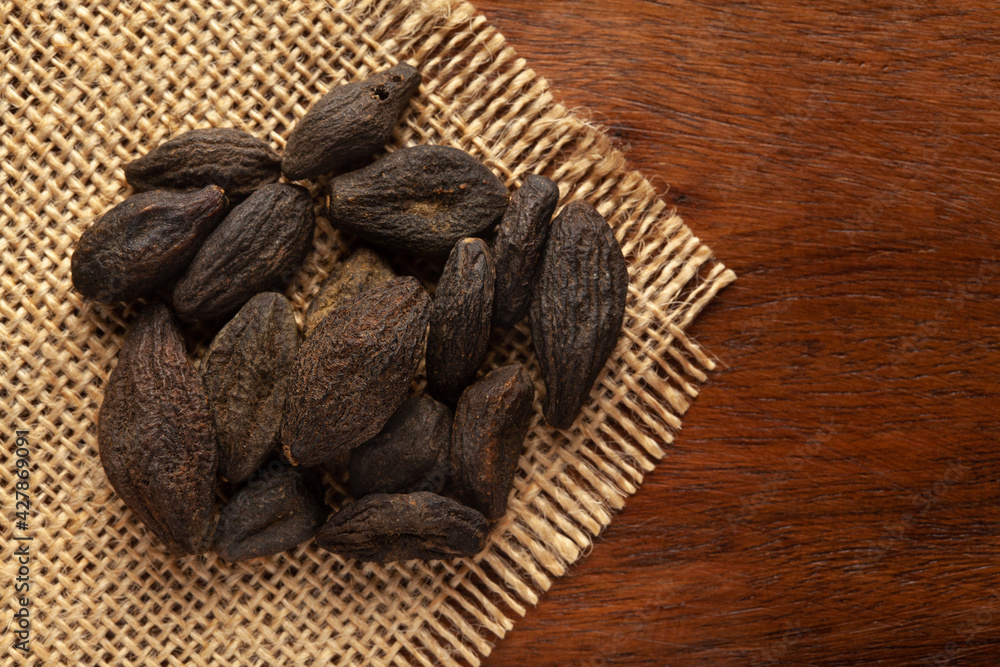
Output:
529,201,628,429
71,186,227,303
201,292,300,484
98,303,217,556
303,246,396,337
315,492,488,562
425,238,495,404
124,127,281,200
282,63,422,181
214,462,327,562
348,396,452,498
491,174,559,328
450,364,534,521
173,183,315,322
326,144,509,257
281,277,431,467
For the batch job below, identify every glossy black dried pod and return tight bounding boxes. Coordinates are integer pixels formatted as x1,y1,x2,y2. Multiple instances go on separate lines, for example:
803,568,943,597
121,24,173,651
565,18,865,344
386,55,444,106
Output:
451,364,534,520
98,303,217,556
281,277,431,467
491,174,560,328
71,186,227,303
326,144,509,257
214,462,327,562
315,492,488,562
282,63,422,181
202,292,300,484
529,201,628,429
348,396,452,497
426,238,495,404
173,183,316,322
124,127,281,200
303,246,396,337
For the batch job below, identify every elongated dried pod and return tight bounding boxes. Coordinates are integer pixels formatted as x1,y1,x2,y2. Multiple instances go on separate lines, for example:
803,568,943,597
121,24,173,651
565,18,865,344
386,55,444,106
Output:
281,277,431,467
326,144,509,257
450,364,534,520
71,186,227,303
124,127,281,200
282,63,422,180
491,174,560,328
214,462,327,562
315,492,488,562
529,201,628,429
426,238,495,404
303,246,396,337
173,183,315,322
202,292,300,484
348,396,452,497
97,303,217,555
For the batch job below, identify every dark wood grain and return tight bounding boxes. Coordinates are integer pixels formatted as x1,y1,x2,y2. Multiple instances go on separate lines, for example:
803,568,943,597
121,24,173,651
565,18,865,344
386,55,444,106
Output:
473,1,1000,665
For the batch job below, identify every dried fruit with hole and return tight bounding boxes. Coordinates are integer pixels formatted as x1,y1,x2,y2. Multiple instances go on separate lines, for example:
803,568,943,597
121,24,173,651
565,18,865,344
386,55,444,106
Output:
214,462,327,562
450,364,534,520
425,238,495,404
529,201,628,429
303,246,396,337
173,183,315,322
202,292,300,484
348,396,452,497
97,303,217,556
282,63,422,181
491,174,560,328
124,127,281,200
326,144,509,257
315,492,488,562
281,277,431,467
71,186,227,303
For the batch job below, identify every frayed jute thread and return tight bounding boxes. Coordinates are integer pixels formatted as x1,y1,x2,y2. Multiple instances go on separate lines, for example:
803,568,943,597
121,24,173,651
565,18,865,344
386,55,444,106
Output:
0,0,735,665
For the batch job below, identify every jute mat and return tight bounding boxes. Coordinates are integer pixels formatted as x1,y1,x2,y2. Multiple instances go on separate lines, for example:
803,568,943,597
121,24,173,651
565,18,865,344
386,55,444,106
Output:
0,0,736,664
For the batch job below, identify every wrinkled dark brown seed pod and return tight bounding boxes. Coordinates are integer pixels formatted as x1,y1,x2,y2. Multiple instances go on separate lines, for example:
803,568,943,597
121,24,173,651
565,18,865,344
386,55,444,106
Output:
491,174,560,328
425,238,495,404
173,183,316,322
315,492,488,562
124,127,281,200
71,186,227,303
282,63,422,181
281,277,431,467
214,462,327,562
326,144,509,257
451,364,534,521
97,303,217,555
529,201,628,429
348,396,452,497
303,246,396,337
201,292,300,484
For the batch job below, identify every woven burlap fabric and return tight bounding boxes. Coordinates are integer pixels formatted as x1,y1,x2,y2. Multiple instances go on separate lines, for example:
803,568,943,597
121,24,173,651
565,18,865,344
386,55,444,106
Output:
1,0,735,664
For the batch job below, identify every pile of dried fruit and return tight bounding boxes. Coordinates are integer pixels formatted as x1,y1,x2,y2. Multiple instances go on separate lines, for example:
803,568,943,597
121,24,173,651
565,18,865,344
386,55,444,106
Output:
73,63,627,562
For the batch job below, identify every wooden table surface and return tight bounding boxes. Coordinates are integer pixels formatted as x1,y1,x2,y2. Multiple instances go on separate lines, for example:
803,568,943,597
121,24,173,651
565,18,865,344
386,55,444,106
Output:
472,2,1000,665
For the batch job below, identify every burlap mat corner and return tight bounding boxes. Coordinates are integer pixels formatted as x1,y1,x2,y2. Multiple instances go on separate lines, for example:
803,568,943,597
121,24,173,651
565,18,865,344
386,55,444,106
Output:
0,1,736,665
